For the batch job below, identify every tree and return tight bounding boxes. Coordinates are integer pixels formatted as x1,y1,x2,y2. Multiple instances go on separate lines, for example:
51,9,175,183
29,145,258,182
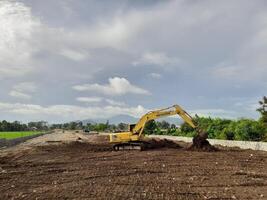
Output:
144,120,158,134
77,121,83,129
180,121,194,133
51,124,62,129
68,122,77,130
1,120,9,131
96,123,108,132
109,124,117,132
118,123,127,131
233,119,266,141
28,121,48,130
170,124,176,129
0,120,28,131
157,120,170,129
257,96,267,127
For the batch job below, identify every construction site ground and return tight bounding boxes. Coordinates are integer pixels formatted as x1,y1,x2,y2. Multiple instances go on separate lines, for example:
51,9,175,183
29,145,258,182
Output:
0,130,267,200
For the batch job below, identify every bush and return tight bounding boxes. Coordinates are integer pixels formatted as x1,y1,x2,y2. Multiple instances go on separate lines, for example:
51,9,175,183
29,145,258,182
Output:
180,122,194,133
233,119,266,141
143,120,159,135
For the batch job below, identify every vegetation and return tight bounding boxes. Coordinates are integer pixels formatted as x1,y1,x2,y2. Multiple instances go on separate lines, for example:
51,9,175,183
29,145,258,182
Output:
177,117,266,141
257,96,267,127
0,131,43,140
51,121,114,132
0,120,48,132
51,120,130,133
0,121,48,140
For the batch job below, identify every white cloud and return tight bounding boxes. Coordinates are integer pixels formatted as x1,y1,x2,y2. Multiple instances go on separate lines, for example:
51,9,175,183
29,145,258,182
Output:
59,49,89,61
211,58,267,81
42,15,136,55
211,11,267,81
233,97,261,112
212,62,241,78
0,67,33,78
105,99,126,106
9,90,32,100
189,109,237,119
72,77,150,96
76,96,126,106
13,82,37,93
148,72,162,79
0,1,40,79
212,60,267,81
76,97,102,103
54,1,216,53
248,103,260,112
133,52,180,67
9,82,37,100
0,0,266,121
0,102,147,121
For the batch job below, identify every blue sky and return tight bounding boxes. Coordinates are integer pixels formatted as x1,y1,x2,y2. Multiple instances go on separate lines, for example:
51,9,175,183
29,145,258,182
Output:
0,0,266,123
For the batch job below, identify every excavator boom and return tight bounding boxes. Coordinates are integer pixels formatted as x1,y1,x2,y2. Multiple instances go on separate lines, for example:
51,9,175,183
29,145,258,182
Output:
132,105,196,137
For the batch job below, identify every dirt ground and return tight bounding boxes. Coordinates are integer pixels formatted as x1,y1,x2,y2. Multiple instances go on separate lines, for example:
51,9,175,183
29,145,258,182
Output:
0,131,267,200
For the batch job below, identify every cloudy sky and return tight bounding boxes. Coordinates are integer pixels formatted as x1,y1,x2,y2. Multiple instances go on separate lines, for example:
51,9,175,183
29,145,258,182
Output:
0,0,266,123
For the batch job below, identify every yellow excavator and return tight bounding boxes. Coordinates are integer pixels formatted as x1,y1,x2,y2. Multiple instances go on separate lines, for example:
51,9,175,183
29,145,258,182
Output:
109,104,208,150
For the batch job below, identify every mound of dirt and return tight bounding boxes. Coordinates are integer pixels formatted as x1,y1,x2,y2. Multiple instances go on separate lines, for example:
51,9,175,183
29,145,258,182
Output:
82,134,216,151
143,138,182,149
187,135,217,151
85,135,109,144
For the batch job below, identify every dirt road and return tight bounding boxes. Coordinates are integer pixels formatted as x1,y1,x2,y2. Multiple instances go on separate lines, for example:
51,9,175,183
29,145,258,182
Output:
0,131,267,199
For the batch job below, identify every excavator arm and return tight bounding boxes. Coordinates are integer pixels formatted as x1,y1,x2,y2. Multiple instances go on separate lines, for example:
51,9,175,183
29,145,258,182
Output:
132,105,197,137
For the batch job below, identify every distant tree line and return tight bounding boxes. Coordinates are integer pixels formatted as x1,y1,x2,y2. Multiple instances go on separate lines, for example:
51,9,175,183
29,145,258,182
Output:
0,120,48,132
50,119,178,133
51,121,84,130
51,120,129,132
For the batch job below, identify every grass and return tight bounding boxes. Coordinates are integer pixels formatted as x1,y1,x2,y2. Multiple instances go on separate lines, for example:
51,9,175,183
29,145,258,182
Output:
0,131,43,140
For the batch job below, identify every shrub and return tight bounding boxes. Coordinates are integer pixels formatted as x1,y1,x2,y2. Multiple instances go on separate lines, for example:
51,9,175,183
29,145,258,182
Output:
233,119,266,141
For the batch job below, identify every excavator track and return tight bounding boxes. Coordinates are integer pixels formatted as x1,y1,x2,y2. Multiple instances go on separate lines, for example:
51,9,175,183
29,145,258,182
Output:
113,141,149,151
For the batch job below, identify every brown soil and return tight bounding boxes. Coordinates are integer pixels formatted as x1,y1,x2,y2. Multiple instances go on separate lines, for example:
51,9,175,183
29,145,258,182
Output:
0,134,267,200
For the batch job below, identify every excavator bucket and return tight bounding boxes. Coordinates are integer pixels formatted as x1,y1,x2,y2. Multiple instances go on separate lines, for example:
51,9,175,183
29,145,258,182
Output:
190,130,216,151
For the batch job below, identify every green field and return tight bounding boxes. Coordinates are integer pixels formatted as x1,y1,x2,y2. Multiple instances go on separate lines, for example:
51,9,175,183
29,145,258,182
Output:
0,131,43,140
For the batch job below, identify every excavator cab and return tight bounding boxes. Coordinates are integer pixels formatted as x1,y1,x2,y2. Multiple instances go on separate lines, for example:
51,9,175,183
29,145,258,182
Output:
109,124,138,143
